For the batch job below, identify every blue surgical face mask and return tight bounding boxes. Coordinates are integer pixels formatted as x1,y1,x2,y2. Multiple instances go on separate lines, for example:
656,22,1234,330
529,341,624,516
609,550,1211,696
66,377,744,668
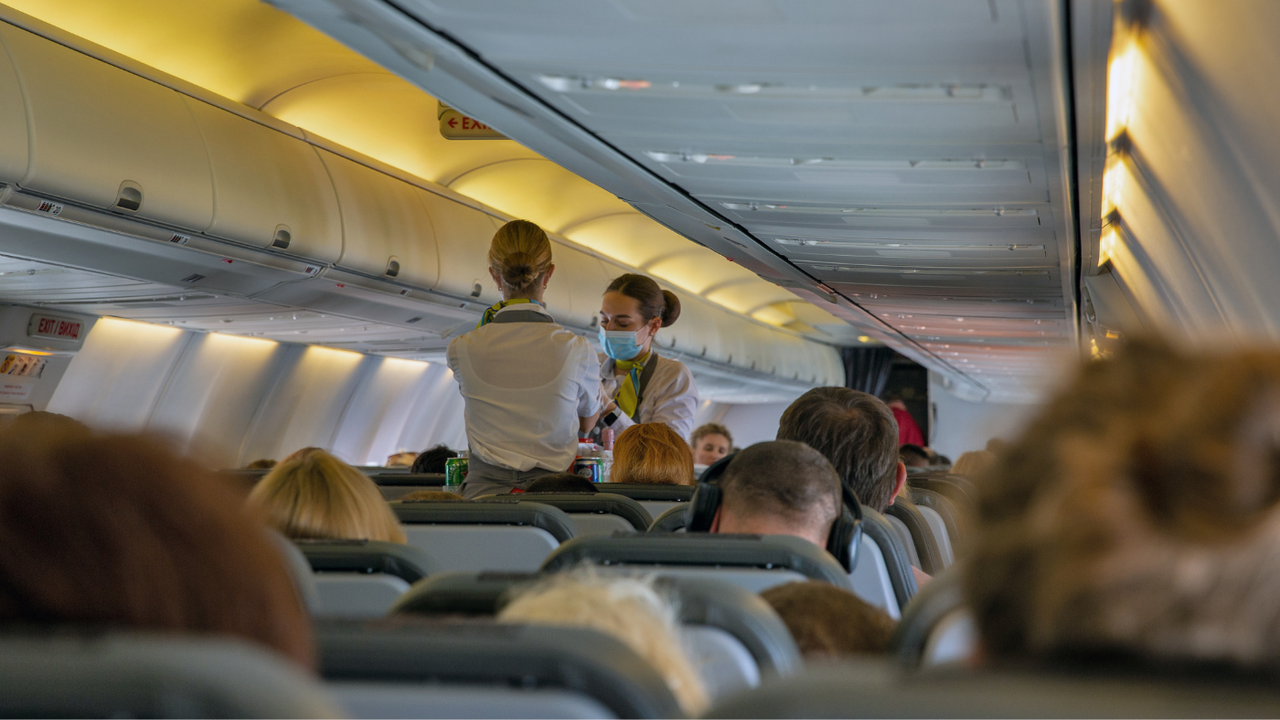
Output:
599,326,643,361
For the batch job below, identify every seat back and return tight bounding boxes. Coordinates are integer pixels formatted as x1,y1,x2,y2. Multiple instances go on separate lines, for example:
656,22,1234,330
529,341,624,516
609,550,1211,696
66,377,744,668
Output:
267,530,321,614
890,563,976,669
391,571,801,699
704,663,1280,718
850,509,919,619
911,487,967,560
595,484,693,519
370,472,448,500
478,493,653,537
885,497,947,575
316,619,682,719
392,501,575,573
0,631,342,718
542,533,854,593
649,503,688,532
296,540,431,618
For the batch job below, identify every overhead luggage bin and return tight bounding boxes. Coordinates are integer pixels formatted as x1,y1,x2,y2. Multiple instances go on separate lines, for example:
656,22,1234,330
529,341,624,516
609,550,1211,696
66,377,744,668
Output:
0,32,26,184
0,631,343,719
319,150,439,289
415,190,504,307
0,24,213,231
185,100,343,263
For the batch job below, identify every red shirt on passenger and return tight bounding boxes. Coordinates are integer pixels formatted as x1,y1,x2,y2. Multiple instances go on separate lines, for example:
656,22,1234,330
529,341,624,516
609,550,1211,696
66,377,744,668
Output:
891,406,925,447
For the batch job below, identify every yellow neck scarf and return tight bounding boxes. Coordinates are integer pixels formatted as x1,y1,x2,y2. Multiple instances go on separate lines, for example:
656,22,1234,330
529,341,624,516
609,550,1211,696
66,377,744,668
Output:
613,351,651,418
476,298,542,329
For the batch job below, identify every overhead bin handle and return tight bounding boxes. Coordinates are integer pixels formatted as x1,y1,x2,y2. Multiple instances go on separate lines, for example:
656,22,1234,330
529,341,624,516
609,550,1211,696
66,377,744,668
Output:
114,180,143,213
271,225,292,249
385,257,400,278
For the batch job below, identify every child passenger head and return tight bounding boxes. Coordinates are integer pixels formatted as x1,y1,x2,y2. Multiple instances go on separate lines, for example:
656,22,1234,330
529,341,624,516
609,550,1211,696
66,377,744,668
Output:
0,422,313,668
968,338,1280,668
248,448,406,544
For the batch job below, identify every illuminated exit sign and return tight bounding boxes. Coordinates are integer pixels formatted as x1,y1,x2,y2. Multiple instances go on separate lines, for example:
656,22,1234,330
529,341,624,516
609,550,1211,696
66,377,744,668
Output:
438,101,505,140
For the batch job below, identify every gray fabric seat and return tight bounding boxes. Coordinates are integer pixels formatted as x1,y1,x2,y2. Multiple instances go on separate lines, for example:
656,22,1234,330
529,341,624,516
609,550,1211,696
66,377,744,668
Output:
852,509,919,619
390,571,802,700
542,533,853,593
0,631,342,718
703,661,1280,718
392,501,575,573
890,563,976,669
267,530,322,614
910,487,967,562
594,484,692,519
476,493,653,537
315,619,682,719
296,539,431,618
885,497,948,575
371,472,448,500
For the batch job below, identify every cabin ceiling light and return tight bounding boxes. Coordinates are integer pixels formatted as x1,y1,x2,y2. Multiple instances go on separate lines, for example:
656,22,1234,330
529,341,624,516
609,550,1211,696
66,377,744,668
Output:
535,75,1010,102
648,153,1025,171
774,238,1044,251
721,203,1038,218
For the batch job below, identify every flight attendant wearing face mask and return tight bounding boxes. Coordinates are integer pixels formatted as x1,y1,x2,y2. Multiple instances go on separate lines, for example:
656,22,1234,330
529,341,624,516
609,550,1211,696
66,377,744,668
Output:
595,274,698,441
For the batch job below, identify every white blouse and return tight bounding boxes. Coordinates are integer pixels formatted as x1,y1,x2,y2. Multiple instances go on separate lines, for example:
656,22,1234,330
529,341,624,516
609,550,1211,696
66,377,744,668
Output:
448,304,602,472
599,352,698,441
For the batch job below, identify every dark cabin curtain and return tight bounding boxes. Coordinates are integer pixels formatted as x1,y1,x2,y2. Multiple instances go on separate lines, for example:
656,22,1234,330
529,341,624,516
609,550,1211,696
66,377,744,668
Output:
841,346,895,396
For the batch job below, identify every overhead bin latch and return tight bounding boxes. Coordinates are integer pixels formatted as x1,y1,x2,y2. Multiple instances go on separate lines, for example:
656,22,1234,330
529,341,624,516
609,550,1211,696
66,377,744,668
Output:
272,225,292,250
114,180,143,213
386,257,401,278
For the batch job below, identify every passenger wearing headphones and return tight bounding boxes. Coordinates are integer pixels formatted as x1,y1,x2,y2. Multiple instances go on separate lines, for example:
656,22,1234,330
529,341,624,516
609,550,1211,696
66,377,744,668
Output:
448,220,603,498
595,274,698,441
690,440,862,570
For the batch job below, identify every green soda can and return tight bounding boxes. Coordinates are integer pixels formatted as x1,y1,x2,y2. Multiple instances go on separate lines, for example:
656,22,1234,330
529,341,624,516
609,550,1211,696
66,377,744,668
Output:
444,457,468,491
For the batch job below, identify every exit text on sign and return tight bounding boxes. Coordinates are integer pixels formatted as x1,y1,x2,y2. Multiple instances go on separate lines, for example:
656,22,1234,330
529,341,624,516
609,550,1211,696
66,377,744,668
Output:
438,108,505,140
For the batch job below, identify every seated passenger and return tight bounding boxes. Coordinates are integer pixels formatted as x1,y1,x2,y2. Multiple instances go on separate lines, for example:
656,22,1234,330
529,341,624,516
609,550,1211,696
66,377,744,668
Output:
611,423,696,486
247,449,406,544
0,422,313,668
245,458,277,470
690,423,733,468
385,451,418,468
761,581,896,660
398,489,465,502
411,444,458,474
710,440,841,549
777,387,907,514
951,449,995,478
899,443,931,469
497,569,707,714
778,389,930,585
520,472,599,493
967,339,1280,669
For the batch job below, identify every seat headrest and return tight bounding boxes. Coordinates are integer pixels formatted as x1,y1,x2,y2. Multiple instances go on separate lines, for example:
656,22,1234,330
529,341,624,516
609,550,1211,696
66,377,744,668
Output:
542,533,853,589
390,571,803,677
369,472,448,487
703,661,1280,718
477,493,653,531
294,539,431,584
595,483,695,502
315,618,683,719
0,630,341,718
391,500,577,543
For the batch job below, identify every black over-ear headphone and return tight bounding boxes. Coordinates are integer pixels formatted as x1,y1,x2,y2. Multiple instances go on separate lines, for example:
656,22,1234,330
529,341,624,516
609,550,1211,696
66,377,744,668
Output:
685,456,864,572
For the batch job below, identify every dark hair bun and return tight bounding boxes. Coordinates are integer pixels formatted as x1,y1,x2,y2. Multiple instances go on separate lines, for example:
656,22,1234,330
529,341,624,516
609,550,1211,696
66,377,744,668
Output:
660,289,681,327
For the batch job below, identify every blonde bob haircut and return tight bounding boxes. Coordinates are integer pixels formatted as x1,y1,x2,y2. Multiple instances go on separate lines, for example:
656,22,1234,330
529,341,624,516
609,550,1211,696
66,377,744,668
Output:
497,568,708,715
489,219,553,294
611,423,696,485
247,449,406,544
